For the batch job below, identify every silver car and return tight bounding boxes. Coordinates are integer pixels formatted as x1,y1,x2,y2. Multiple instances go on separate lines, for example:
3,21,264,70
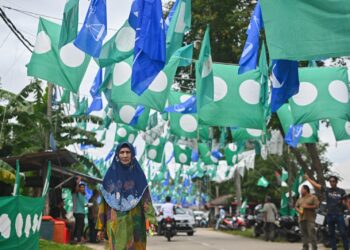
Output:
154,204,195,236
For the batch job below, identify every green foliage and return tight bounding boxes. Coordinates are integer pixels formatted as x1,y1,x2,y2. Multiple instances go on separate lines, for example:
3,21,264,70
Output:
39,240,93,250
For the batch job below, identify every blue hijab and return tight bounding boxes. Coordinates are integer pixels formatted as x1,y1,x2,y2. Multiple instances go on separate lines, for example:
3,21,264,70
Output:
100,142,148,212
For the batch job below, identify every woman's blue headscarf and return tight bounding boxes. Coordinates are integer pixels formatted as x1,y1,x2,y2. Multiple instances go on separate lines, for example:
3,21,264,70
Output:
100,142,148,212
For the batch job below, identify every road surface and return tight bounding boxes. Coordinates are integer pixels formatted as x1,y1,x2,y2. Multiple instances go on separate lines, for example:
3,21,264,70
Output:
86,228,328,250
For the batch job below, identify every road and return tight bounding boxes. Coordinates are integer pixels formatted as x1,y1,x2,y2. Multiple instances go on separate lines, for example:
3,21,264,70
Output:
86,228,328,250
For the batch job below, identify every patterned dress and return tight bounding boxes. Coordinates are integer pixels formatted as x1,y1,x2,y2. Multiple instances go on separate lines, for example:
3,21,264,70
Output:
96,188,156,250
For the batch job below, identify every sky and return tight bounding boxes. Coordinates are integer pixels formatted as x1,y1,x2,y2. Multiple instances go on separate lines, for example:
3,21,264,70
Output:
0,0,349,188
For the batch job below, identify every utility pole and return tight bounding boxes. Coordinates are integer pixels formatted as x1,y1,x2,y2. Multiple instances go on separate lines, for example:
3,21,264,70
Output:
43,82,53,215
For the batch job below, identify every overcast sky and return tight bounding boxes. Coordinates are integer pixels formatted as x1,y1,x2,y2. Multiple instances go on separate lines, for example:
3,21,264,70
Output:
0,0,349,188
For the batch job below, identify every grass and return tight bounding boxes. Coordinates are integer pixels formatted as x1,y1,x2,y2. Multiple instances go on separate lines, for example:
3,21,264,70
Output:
39,240,94,250
221,228,286,242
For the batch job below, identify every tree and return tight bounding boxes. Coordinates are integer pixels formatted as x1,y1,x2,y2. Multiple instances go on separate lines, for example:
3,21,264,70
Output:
0,79,103,177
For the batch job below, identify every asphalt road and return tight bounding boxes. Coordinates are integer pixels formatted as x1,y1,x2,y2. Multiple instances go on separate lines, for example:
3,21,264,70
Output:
86,228,328,250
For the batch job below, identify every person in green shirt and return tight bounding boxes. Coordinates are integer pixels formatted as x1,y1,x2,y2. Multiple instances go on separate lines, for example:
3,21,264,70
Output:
72,176,86,243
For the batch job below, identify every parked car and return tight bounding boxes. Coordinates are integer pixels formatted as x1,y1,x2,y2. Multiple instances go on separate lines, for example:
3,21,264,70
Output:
153,204,195,236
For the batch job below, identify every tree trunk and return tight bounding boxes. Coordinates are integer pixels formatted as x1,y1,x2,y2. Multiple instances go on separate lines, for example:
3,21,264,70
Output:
234,168,242,215
305,143,326,187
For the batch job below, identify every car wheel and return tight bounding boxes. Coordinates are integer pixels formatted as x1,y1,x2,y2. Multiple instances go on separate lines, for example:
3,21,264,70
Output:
240,226,247,232
187,232,194,236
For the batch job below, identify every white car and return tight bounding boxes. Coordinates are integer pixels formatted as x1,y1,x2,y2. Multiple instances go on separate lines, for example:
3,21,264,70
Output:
153,204,195,236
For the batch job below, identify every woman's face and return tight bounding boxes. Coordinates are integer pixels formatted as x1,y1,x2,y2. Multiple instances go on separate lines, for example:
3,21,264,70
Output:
118,147,132,165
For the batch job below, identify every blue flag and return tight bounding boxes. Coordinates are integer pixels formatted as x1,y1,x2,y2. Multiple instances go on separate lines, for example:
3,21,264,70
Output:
129,105,146,126
131,0,166,95
80,144,95,150
87,68,103,114
49,132,57,151
285,124,303,148
90,68,103,97
191,149,199,162
164,0,180,33
128,0,140,29
105,145,117,161
270,60,300,112
164,96,197,114
238,1,263,74
211,150,223,160
87,95,103,114
166,152,174,164
74,0,107,57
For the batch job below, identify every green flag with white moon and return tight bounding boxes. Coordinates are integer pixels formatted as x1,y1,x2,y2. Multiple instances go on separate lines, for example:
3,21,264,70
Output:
27,18,90,93
174,144,192,166
111,104,150,131
108,44,193,112
166,0,191,62
95,20,135,68
330,119,350,142
289,67,350,124
196,26,214,109
168,91,198,139
260,0,350,60
277,104,319,144
146,137,166,163
114,124,138,144
198,63,264,129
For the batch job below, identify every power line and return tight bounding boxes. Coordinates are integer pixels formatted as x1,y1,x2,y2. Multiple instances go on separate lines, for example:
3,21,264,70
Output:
1,5,119,32
0,7,33,52
0,31,11,48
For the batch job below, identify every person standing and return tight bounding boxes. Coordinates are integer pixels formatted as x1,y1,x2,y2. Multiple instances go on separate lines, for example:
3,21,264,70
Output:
96,142,156,250
262,196,278,241
72,177,86,243
88,189,99,243
215,207,226,230
305,174,349,250
295,185,319,250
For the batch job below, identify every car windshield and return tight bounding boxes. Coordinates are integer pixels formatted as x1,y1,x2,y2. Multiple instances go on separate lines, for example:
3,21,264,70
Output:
175,207,186,214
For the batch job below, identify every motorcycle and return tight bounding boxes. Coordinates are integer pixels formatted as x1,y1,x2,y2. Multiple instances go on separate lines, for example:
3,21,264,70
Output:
163,217,176,242
218,216,247,232
252,204,264,237
275,216,301,242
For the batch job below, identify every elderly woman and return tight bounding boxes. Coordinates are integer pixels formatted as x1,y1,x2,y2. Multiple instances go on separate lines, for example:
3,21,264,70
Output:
96,142,156,250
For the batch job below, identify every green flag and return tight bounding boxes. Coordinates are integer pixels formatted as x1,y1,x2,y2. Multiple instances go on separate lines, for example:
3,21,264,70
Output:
240,199,248,215
42,161,52,196
224,143,239,166
12,160,21,196
330,119,350,142
114,124,138,144
231,128,263,142
58,0,79,48
292,169,304,197
27,18,90,93
174,144,192,166
196,26,214,109
95,20,135,68
281,168,288,183
60,88,71,104
290,67,349,124
198,125,212,141
198,143,218,165
166,0,191,62
168,91,198,138
109,44,193,112
280,192,290,216
260,0,350,60
72,97,88,116
277,104,319,144
198,63,264,129
112,104,150,131
146,137,166,163
257,176,269,188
